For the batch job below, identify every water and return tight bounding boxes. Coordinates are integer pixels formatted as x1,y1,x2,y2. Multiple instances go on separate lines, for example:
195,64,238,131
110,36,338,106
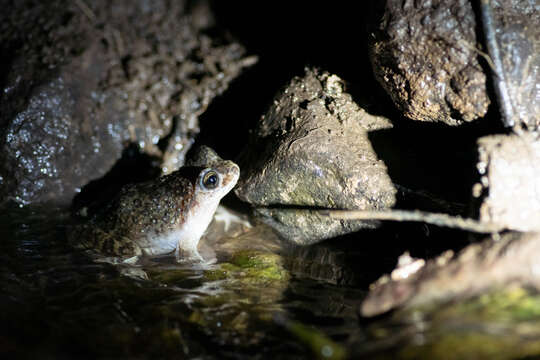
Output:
5,206,540,359
0,206,365,359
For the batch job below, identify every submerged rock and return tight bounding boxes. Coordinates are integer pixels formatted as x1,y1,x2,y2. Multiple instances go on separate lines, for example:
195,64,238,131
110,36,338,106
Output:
0,0,255,207
368,0,489,125
235,68,396,244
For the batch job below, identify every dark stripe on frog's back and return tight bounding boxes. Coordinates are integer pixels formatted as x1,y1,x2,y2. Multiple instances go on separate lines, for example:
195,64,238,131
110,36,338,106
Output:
73,167,202,256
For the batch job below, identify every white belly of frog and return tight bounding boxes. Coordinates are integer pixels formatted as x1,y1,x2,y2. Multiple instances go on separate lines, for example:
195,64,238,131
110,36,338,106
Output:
137,230,180,257
143,202,220,261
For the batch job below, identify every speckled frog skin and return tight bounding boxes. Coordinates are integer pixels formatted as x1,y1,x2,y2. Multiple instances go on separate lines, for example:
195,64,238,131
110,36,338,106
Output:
71,146,239,262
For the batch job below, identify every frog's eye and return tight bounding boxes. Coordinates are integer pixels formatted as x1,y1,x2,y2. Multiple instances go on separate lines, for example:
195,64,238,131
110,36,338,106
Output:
201,170,219,190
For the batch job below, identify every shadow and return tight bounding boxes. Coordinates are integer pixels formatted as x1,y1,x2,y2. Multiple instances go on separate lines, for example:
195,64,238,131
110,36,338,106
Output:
194,62,285,161
204,0,398,139
368,119,500,206
71,143,161,216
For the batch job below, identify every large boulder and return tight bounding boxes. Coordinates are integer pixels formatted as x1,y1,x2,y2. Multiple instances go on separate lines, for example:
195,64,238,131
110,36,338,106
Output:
235,68,396,245
368,0,489,125
0,0,255,206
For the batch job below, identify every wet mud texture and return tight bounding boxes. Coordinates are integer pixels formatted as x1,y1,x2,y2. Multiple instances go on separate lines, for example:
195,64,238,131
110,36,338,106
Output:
0,0,254,207
369,0,490,125
235,68,397,245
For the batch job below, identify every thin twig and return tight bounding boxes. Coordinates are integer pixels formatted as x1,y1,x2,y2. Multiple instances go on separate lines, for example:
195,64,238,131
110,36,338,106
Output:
320,209,504,233
75,0,96,22
458,39,496,73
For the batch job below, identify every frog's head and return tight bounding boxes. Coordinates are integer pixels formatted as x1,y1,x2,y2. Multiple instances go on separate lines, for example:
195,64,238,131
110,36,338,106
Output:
169,147,240,261
194,160,240,202
186,146,240,205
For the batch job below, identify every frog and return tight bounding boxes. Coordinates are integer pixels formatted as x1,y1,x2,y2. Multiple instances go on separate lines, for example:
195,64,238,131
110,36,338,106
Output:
70,146,240,263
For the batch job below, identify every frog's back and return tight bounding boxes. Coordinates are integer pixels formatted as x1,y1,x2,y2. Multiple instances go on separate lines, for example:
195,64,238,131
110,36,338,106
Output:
71,171,196,257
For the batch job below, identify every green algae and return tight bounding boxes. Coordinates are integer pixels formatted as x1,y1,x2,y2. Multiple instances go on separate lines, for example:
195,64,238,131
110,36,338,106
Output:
371,286,540,360
204,250,291,285
286,320,347,360
399,332,540,360
451,286,540,321
143,250,292,342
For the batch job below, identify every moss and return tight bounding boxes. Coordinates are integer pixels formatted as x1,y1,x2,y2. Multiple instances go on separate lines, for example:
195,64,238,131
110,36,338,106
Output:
393,287,540,360
432,286,540,323
399,332,540,360
464,286,540,321
208,250,291,285
188,309,207,327
202,269,228,281
286,320,347,360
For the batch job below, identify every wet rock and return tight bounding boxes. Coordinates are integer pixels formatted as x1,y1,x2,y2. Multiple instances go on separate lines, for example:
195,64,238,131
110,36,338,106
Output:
283,244,357,285
253,208,380,246
204,220,359,285
480,0,540,129
369,0,489,125
360,231,540,317
235,68,396,244
474,133,540,232
0,0,255,206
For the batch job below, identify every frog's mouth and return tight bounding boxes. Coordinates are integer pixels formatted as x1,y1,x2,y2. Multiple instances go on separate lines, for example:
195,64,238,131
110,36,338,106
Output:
221,164,240,191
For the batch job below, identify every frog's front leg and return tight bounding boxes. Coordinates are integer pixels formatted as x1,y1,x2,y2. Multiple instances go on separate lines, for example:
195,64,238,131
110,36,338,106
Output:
175,246,205,263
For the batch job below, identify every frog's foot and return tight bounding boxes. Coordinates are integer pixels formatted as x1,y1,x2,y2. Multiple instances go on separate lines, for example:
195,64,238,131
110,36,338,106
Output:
176,254,205,264
122,255,141,265
175,248,206,264
119,265,149,280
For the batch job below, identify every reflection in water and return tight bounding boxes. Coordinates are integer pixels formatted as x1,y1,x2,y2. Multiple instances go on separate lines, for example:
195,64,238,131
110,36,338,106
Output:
0,206,354,359
5,206,539,359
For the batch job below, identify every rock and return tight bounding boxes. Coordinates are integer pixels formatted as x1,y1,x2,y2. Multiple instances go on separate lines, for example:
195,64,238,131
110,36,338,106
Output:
359,133,540,316
361,231,540,317
474,133,540,232
235,68,396,244
480,0,540,129
369,0,489,125
253,208,380,246
0,0,255,206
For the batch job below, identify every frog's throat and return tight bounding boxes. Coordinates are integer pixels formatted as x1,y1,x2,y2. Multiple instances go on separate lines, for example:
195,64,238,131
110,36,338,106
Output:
135,199,220,258
175,200,220,259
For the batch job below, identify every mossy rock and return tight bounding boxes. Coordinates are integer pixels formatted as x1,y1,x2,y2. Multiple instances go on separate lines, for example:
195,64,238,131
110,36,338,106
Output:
204,250,290,286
